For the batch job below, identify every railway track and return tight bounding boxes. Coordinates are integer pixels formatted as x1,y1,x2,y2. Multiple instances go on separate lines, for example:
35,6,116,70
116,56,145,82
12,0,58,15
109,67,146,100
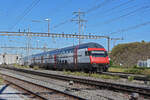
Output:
101,72,150,81
1,68,119,100
1,66,150,98
0,69,86,100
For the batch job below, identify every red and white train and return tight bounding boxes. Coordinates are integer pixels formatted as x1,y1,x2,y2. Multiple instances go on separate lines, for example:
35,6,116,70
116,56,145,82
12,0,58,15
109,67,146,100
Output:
23,42,110,72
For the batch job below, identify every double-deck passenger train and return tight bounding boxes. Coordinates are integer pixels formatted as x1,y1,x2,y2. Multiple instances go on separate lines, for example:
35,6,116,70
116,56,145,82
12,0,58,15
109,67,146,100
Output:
22,42,110,72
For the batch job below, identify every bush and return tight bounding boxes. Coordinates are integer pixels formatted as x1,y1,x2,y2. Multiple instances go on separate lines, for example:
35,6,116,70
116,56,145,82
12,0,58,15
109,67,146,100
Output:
109,60,113,67
110,42,150,67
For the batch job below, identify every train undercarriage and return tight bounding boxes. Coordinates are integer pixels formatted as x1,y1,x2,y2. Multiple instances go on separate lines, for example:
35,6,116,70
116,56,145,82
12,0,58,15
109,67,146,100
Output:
30,62,109,73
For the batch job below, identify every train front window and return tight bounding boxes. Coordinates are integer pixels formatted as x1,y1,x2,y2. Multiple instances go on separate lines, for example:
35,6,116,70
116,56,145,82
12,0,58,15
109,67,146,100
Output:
91,51,107,57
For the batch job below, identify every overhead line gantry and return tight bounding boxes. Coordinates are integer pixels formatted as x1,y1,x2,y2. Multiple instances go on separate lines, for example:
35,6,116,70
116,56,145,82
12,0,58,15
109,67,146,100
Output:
0,31,111,52
0,31,108,39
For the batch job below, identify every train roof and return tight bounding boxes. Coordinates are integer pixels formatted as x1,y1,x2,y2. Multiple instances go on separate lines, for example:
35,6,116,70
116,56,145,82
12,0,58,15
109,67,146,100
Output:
27,42,104,58
69,42,103,50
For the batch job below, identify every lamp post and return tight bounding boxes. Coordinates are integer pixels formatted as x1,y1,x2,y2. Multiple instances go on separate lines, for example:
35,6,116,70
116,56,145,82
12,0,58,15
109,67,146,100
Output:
32,18,50,33
45,18,50,33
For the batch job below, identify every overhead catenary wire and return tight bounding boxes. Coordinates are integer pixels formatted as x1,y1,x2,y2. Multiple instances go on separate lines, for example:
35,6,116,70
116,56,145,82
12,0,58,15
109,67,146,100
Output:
89,3,150,30
9,0,40,30
103,5,150,24
107,20,150,36
53,0,134,29
91,0,136,19
85,0,112,13
53,0,113,29
89,1,138,27
103,0,135,14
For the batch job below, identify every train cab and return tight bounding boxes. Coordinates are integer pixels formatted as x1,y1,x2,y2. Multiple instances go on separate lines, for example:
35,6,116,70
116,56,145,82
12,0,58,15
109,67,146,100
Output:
86,48,109,72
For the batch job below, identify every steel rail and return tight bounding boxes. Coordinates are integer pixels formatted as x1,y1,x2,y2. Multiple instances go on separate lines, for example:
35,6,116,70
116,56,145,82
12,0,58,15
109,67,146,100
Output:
2,67,150,97
2,74,52,100
0,70,86,100
101,72,150,81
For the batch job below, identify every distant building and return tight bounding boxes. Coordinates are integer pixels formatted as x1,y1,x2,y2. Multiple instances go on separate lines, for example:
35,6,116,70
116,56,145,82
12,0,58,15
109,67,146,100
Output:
147,59,150,67
0,53,21,65
137,59,150,68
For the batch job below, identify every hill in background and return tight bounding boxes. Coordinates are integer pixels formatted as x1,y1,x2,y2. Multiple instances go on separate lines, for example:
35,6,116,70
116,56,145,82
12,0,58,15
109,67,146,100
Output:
110,41,150,67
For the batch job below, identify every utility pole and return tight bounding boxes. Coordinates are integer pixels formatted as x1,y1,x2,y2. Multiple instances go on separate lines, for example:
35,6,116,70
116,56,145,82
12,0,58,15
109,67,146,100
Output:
111,37,124,47
72,9,87,44
107,37,123,53
43,43,47,52
107,37,110,53
27,27,32,65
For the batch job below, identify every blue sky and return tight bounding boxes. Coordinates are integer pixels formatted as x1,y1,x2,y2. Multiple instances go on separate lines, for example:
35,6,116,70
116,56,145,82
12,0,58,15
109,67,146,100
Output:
0,0,150,56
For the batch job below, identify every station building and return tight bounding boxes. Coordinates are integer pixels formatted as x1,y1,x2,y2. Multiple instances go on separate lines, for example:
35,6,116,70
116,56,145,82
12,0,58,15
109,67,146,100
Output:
0,53,21,65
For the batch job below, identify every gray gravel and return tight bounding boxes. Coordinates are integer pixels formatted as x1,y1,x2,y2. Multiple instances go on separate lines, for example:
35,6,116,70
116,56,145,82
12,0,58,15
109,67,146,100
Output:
31,69,150,88
1,71,81,100
1,69,149,100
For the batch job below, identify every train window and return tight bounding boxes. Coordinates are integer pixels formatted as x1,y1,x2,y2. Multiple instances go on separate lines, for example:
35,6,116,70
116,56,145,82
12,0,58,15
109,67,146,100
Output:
16,56,18,60
91,51,107,57
85,51,88,56
85,51,91,56
65,60,67,64
105,51,108,56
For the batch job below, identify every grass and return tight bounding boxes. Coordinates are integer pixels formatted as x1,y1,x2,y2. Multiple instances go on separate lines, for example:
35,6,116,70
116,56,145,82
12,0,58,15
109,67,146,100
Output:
128,76,134,82
13,64,30,69
63,71,120,80
33,66,39,70
92,74,120,80
108,67,126,73
0,76,4,85
63,71,90,77
13,64,41,70
108,66,150,75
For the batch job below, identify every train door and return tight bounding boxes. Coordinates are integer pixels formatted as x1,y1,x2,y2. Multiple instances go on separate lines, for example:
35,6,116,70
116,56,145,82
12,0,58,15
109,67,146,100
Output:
33,57,35,64
54,54,57,69
41,56,44,63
